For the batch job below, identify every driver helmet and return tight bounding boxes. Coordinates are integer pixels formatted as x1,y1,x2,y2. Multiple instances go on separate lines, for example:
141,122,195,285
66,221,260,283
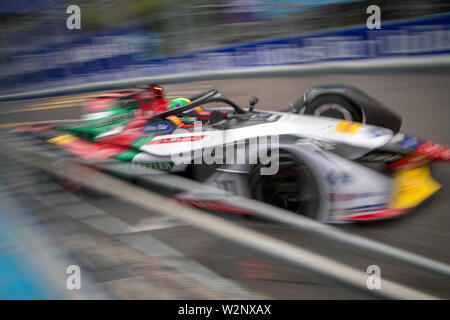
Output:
169,97,191,109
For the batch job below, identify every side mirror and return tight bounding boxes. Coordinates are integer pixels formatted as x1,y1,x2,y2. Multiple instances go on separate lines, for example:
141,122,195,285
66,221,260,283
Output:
249,96,259,112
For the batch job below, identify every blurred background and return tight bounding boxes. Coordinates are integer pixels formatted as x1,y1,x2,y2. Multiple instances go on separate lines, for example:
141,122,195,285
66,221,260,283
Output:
0,0,449,300
0,0,449,95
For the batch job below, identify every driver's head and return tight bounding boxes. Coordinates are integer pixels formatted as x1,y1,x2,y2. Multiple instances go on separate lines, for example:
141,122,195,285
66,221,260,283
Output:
169,98,191,109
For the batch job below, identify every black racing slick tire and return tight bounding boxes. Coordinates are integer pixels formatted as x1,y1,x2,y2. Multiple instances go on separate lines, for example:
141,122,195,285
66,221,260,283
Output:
304,94,362,122
249,152,321,219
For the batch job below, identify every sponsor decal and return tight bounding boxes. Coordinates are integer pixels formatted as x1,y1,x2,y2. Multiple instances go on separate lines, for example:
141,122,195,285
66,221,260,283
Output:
166,115,184,127
328,191,390,201
147,135,205,145
325,172,352,185
335,121,362,134
345,203,385,213
143,121,173,134
369,127,390,138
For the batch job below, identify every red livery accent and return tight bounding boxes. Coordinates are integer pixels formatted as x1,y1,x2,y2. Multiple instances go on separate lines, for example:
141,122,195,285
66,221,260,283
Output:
388,140,450,171
148,135,205,145
415,140,450,161
175,197,252,215
333,208,409,221
386,154,427,171
56,138,130,160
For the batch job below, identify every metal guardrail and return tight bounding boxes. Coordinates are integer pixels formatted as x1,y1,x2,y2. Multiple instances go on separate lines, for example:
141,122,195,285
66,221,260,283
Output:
99,160,450,280
1,135,444,299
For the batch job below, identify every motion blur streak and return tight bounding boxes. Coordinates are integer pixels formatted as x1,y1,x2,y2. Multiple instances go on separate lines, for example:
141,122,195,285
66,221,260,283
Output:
0,139,440,299
0,0,449,300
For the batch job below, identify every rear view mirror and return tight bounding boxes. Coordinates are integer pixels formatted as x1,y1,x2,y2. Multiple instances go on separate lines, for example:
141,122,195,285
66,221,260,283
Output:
249,96,259,111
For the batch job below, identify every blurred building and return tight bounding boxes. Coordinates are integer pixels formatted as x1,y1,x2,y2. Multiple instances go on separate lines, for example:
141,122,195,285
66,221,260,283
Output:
1,0,449,57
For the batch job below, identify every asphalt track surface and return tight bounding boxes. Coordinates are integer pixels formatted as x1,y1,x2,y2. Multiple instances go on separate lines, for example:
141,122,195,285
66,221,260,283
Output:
0,72,449,299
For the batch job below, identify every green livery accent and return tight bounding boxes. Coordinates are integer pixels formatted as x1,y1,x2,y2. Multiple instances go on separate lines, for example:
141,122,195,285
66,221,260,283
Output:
132,136,155,148
117,150,140,162
59,104,137,141
101,137,157,162
40,99,176,172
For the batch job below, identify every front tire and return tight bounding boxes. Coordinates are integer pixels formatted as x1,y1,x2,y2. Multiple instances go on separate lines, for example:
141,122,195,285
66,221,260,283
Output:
249,152,321,219
304,95,362,122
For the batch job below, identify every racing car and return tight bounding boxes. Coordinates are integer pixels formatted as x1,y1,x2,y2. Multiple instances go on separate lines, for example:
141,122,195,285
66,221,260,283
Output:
13,84,450,223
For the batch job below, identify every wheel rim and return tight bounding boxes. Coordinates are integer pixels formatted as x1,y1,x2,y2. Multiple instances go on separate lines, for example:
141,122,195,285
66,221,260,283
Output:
252,154,320,217
314,103,354,121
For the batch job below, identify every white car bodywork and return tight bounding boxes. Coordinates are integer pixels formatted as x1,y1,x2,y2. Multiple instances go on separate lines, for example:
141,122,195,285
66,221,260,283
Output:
126,111,396,223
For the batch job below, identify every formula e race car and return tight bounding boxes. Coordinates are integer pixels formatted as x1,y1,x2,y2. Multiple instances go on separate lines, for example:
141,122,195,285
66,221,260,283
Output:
13,84,450,223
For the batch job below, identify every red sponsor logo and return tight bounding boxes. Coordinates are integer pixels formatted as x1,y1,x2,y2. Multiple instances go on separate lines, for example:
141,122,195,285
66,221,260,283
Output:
148,135,205,145
333,208,409,221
